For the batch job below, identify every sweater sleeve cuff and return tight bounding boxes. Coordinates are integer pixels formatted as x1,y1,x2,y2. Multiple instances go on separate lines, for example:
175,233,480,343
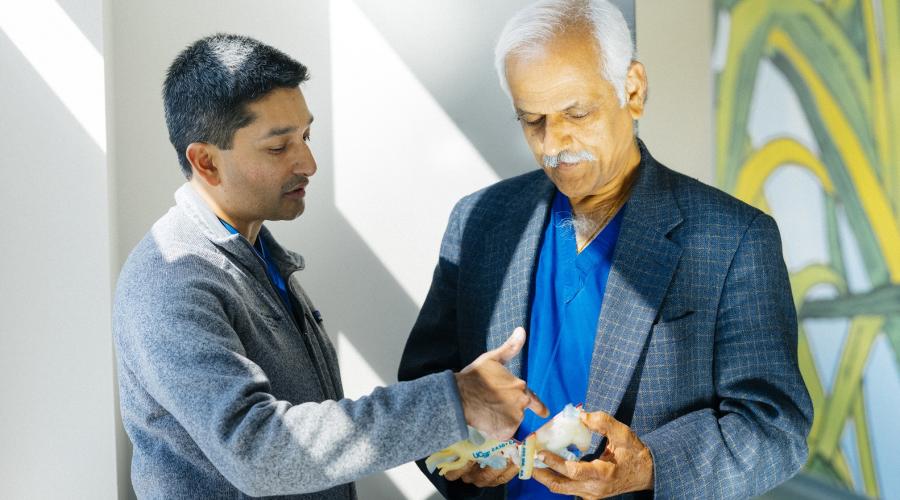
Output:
438,369,469,442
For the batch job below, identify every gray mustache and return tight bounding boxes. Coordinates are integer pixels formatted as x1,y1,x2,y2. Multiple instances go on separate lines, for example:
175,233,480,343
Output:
543,150,596,168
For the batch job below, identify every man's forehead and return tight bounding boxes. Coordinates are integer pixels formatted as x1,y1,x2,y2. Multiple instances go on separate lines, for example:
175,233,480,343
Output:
246,87,307,112
510,70,608,113
240,88,313,137
507,55,614,113
507,55,603,100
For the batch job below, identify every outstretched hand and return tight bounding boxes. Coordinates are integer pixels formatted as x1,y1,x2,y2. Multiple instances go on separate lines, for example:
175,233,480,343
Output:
532,411,654,499
454,327,549,440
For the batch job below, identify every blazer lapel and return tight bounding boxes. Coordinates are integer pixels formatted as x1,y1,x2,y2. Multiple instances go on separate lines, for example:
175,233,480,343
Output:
484,174,555,378
584,146,683,427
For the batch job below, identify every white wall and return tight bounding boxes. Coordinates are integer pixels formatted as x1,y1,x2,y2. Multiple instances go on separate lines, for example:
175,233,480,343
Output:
636,0,714,184
0,0,119,498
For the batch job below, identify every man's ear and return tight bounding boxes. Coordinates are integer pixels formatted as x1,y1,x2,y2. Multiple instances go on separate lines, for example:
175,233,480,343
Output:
624,61,648,120
186,142,221,186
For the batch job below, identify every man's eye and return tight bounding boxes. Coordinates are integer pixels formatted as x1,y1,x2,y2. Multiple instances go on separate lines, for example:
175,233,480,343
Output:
569,112,589,120
520,116,544,126
303,134,311,143
268,146,286,154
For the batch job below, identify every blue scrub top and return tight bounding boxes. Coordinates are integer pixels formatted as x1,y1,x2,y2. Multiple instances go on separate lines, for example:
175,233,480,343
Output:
219,220,294,314
508,191,624,499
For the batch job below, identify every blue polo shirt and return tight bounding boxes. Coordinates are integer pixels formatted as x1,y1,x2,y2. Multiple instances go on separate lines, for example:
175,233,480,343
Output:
219,220,293,314
508,191,624,499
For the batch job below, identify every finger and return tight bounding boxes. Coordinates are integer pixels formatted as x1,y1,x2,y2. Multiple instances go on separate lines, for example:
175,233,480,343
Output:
465,463,503,487
535,450,569,476
532,467,577,494
481,327,526,365
462,463,503,483
586,458,616,480
443,462,474,482
538,450,590,481
463,459,518,487
538,452,615,482
494,461,520,485
581,411,620,438
525,387,549,418
534,468,605,499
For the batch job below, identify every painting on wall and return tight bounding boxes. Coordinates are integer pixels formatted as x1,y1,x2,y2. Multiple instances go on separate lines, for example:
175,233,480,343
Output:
714,0,900,498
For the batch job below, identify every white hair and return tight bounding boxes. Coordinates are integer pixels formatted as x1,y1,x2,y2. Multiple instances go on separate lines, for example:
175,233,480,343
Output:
494,0,635,107
558,212,600,238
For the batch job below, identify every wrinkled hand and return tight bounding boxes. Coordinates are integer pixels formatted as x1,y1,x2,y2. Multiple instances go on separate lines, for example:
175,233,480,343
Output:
443,458,519,488
532,411,654,499
454,327,549,440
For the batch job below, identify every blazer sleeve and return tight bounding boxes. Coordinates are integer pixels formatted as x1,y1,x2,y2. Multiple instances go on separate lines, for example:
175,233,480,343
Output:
398,199,493,499
639,212,814,498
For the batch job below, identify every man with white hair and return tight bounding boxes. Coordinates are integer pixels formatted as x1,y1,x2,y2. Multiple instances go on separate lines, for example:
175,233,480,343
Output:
399,1,813,498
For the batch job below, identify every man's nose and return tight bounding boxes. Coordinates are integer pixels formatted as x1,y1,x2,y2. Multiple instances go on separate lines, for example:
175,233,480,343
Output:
293,142,317,177
541,115,571,157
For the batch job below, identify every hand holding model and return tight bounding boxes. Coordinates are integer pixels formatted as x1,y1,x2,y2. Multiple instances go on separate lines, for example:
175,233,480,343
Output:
533,411,654,498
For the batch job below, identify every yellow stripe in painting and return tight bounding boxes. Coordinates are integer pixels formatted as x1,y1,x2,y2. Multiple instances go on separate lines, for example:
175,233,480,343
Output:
735,138,835,205
768,29,900,282
718,1,872,190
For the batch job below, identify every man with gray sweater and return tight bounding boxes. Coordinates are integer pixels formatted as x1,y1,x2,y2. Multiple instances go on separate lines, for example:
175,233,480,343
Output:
113,33,547,499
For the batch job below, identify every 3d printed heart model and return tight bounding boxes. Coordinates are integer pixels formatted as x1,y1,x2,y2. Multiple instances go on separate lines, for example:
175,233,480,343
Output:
425,404,593,480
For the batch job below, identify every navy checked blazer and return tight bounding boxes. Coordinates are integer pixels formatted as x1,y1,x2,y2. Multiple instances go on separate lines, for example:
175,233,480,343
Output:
398,142,813,499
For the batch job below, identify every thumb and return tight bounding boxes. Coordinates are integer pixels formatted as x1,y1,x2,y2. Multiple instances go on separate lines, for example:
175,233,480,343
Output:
536,450,571,477
482,327,526,365
581,411,623,442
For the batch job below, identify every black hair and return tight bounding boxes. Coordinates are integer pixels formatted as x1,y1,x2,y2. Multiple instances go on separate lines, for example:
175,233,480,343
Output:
163,33,309,178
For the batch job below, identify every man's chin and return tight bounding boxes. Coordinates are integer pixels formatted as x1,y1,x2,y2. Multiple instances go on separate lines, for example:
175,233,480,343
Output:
287,206,306,220
542,171,585,198
271,205,306,222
